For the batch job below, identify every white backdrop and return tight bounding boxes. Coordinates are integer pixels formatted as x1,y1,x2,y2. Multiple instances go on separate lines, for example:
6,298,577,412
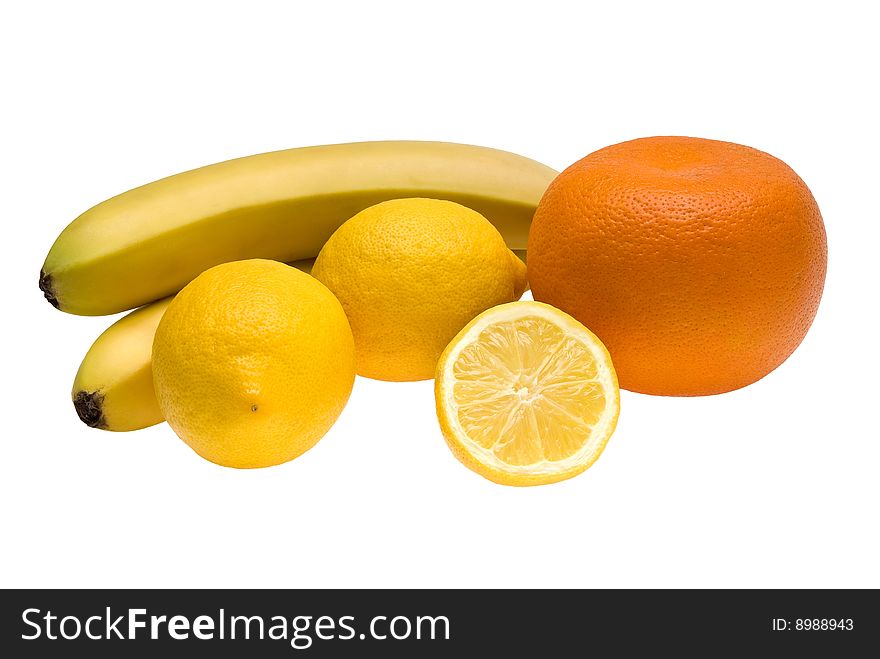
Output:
2,1,877,588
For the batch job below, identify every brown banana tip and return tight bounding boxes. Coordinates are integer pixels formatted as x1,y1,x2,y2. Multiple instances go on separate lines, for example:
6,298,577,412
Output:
39,270,60,309
73,391,107,429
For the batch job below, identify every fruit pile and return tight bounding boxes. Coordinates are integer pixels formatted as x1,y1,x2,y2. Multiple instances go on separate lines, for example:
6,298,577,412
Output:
41,138,827,486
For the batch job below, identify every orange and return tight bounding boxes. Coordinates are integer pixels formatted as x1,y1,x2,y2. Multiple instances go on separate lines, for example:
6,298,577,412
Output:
527,136,827,396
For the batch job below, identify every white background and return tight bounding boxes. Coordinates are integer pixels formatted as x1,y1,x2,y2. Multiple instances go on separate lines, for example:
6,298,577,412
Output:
2,1,877,589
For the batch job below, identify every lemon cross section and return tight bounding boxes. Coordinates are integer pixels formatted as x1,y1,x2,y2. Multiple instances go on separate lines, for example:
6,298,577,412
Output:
435,301,620,486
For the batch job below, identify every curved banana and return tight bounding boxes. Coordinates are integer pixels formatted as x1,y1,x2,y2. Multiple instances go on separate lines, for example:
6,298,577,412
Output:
72,258,317,431
72,298,172,431
41,141,556,315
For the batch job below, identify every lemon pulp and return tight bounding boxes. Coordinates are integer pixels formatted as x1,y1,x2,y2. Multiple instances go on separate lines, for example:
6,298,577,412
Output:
436,301,619,486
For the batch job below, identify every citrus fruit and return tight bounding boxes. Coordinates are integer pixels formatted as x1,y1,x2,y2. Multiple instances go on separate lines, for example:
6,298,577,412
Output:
435,301,620,486
527,136,827,396
312,198,527,381
152,259,355,468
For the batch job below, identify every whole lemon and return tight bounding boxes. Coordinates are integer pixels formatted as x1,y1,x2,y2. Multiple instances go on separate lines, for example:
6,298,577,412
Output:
312,198,527,381
152,259,355,468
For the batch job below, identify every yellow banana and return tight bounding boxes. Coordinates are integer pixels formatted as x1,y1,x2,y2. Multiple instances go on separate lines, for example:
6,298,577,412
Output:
41,141,556,316
72,298,172,431
72,258,317,431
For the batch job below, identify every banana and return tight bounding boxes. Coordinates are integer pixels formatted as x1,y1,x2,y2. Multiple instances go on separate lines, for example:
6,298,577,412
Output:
41,141,556,316
72,297,172,431
72,258,317,431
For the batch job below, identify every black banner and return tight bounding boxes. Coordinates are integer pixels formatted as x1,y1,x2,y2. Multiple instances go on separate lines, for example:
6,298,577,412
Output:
1,589,876,656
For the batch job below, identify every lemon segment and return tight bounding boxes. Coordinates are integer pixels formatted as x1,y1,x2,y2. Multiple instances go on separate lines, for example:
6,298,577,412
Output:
436,301,620,486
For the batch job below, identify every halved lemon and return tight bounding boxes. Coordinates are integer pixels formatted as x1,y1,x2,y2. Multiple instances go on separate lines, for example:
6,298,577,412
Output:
435,301,620,486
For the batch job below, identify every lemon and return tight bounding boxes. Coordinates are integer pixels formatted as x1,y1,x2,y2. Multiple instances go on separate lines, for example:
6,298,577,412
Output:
152,259,355,468
435,301,620,486
312,198,527,381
